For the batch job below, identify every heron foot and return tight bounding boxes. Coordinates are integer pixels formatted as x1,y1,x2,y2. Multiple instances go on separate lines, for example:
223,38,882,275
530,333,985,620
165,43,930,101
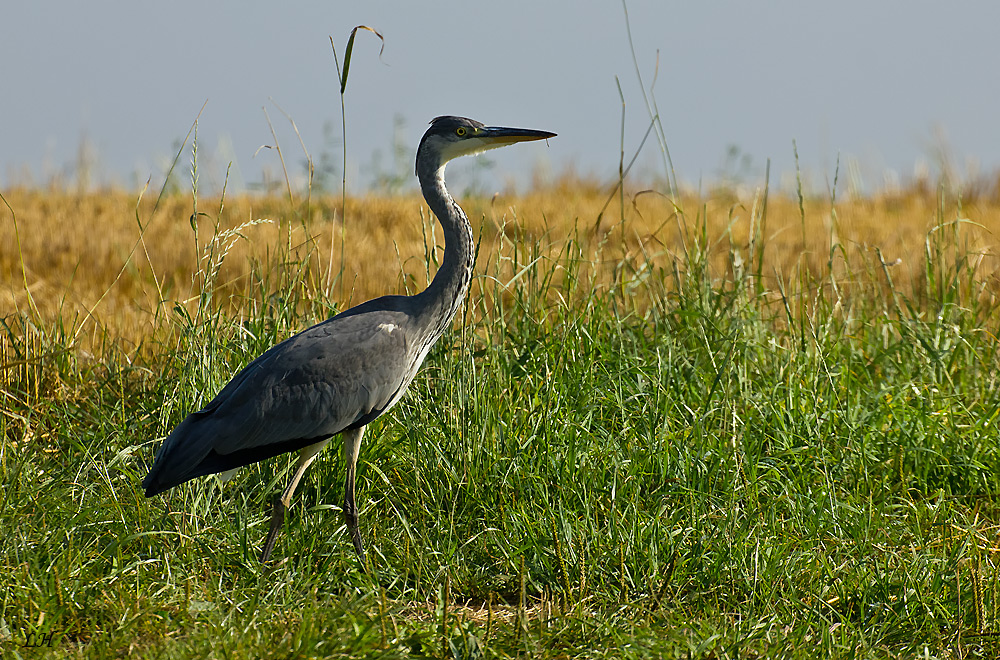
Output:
259,494,286,563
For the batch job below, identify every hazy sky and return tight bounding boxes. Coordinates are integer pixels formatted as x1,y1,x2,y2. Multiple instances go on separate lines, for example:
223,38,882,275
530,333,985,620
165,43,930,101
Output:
3,1,998,195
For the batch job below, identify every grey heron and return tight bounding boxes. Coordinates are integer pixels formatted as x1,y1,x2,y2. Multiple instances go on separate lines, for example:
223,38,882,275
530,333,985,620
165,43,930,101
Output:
142,116,555,567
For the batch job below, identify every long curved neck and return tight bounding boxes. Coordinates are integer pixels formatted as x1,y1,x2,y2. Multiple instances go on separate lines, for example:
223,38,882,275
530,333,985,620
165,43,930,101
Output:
414,160,475,340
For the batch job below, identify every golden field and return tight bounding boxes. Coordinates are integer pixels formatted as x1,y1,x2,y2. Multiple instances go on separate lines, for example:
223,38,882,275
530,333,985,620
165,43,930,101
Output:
3,181,1000,356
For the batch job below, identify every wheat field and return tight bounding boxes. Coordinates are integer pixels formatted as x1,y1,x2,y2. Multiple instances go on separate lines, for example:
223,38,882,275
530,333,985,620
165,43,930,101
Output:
4,184,1000,350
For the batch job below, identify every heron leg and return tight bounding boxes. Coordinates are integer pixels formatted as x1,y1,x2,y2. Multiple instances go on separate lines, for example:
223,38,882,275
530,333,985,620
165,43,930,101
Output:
259,439,330,563
259,494,286,563
342,426,367,569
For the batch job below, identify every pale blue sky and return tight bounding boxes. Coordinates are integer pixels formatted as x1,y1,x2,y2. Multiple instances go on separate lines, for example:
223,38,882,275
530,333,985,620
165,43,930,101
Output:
3,1,998,195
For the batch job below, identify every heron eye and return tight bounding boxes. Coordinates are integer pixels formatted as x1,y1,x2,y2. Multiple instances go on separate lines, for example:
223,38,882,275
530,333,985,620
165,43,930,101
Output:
456,127,467,137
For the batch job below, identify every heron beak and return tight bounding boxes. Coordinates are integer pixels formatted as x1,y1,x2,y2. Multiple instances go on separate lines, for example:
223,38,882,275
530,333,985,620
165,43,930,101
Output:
480,126,557,146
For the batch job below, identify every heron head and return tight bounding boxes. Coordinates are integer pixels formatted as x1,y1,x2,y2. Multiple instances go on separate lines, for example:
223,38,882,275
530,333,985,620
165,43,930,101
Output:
415,116,555,176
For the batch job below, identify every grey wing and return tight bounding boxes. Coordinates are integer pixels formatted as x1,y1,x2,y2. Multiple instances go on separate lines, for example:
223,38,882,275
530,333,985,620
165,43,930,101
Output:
143,308,416,495
215,313,414,448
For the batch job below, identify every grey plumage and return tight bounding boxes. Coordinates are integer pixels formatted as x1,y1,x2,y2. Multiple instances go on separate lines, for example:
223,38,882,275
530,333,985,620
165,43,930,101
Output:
142,116,555,566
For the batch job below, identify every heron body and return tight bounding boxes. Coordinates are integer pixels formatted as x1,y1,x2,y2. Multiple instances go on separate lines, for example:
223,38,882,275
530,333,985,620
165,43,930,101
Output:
142,116,555,566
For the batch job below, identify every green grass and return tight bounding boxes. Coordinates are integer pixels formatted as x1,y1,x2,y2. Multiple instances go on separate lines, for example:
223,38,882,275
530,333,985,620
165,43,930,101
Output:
3,183,1000,659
